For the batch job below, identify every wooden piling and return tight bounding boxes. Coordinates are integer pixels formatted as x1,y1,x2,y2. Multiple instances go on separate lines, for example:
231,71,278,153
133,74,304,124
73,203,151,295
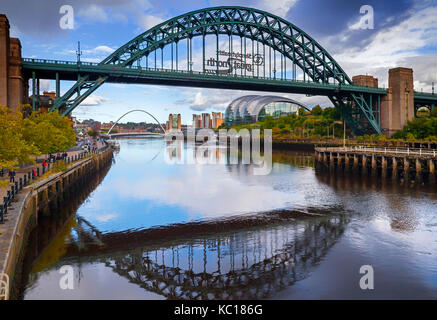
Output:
381,156,387,178
416,159,422,182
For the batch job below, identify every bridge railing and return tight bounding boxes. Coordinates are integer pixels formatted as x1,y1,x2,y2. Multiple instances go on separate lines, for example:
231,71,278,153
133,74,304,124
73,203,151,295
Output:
414,91,436,96
316,146,437,157
22,58,99,67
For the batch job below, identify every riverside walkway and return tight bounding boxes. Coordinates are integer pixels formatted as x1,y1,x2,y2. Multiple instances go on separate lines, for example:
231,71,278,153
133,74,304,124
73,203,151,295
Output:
0,142,112,299
0,139,105,206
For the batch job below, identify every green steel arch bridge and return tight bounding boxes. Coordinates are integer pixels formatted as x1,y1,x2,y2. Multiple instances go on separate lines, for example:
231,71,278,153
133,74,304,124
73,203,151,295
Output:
22,6,437,135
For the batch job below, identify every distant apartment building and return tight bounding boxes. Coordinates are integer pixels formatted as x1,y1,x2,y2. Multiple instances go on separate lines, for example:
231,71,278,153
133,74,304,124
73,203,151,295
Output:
201,113,211,129
192,112,224,129
212,112,224,128
166,113,181,131
192,114,202,129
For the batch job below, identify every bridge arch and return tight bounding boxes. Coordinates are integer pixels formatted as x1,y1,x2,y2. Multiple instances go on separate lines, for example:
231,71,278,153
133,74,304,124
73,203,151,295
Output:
107,109,165,134
101,6,351,85
51,6,381,135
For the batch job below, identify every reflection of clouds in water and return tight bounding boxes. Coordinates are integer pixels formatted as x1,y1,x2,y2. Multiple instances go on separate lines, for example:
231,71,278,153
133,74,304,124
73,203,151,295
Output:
114,164,308,218
330,188,437,258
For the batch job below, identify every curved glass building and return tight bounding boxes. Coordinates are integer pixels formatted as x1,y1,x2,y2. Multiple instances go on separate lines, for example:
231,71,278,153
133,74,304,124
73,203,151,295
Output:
224,95,308,126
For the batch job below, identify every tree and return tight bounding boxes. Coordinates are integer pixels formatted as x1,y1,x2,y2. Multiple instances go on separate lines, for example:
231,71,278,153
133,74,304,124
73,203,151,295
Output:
311,105,323,116
22,110,76,154
298,107,307,116
263,116,275,129
0,106,39,169
88,130,98,137
431,108,437,118
322,107,341,120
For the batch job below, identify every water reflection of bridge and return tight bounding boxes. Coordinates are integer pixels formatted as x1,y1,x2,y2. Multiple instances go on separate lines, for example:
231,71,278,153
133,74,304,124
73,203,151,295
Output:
51,209,349,299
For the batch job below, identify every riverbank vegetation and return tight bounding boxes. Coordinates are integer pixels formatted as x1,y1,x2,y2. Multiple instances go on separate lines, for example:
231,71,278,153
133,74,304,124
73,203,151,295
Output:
0,105,76,170
224,105,437,143
392,115,437,141
224,106,345,140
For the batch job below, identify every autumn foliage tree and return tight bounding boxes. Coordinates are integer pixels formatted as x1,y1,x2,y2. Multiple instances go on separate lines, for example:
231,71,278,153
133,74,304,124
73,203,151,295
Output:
22,109,76,154
0,105,39,169
0,105,76,169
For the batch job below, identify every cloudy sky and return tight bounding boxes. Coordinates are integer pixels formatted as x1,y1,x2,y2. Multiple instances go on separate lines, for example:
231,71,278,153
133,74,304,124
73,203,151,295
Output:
2,0,436,124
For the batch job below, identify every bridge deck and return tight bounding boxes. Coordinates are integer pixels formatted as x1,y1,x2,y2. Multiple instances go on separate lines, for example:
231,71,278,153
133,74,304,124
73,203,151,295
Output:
22,58,387,96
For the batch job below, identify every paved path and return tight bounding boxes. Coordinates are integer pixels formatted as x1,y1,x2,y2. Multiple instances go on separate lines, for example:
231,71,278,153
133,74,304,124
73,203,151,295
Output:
0,138,105,202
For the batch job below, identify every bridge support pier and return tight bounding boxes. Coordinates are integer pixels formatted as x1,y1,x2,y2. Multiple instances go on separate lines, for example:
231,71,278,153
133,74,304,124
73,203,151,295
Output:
380,68,414,136
0,14,26,111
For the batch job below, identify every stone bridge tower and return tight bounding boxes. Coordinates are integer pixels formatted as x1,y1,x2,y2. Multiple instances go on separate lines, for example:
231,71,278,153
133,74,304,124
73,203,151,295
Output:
354,68,414,137
0,14,27,112
380,67,414,136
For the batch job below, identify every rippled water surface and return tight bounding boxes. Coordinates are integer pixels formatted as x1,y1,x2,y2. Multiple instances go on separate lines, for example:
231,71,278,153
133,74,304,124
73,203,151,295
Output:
20,138,437,299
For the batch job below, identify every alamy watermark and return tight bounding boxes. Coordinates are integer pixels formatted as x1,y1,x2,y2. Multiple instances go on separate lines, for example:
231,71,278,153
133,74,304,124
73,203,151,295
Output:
59,5,74,30
59,265,74,290
0,272,9,300
164,128,272,175
359,265,374,290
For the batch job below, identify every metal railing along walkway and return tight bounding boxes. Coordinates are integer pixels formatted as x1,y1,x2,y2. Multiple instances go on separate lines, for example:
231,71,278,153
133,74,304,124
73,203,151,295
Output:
315,146,437,158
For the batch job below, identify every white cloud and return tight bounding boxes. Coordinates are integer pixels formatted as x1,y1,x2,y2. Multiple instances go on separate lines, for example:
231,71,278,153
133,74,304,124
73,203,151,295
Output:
81,94,109,106
91,45,115,54
81,57,102,63
257,0,298,16
113,164,307,218
325,6,437,88
135,13,165,31
39,79,51,92
78,5,109,22
94,213,118,223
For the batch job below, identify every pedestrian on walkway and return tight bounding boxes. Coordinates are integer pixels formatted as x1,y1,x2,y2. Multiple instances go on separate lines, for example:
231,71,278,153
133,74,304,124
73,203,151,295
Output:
42,160,48,173
9,168,15,183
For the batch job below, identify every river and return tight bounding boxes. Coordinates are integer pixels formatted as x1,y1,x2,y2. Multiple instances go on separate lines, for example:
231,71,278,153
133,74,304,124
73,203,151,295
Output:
18,138,437,299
